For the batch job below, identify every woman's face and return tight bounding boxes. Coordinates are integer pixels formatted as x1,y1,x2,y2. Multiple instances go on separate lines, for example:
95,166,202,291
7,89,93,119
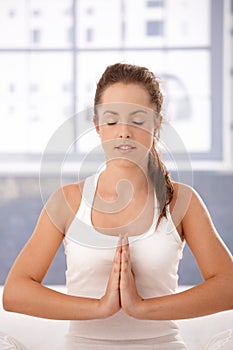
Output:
94,83,160,167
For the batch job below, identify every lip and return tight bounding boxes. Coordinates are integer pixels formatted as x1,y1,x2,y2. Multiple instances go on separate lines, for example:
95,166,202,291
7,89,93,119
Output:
114,144,136,153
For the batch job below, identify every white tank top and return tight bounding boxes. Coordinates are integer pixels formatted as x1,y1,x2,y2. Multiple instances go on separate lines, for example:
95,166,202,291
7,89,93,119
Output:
63,172,185,341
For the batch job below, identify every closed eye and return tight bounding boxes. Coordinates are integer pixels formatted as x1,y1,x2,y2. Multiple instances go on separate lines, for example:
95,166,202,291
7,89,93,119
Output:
107,121,117,125
132,121,144,125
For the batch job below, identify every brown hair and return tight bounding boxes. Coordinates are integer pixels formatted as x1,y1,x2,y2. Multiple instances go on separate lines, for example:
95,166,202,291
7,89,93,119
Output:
94,62,173,228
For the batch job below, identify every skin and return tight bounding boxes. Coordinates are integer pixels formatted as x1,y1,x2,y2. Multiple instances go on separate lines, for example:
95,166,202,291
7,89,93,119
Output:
3,83,233,322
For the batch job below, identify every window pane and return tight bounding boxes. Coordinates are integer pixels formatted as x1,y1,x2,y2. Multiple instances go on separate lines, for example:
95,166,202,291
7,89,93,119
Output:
0,0,73,48
0,53,73,153
146,1,164,8
0,0,28,48
124,0,210,47
164,0,210,47
76,0,122,48
146,20,164,36
30,0,73,48
0,53,28,152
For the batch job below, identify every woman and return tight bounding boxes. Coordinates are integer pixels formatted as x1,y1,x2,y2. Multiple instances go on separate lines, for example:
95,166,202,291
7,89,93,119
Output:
3,63,233,349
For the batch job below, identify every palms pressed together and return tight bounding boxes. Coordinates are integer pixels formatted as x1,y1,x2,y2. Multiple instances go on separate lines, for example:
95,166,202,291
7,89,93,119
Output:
99,235,143,319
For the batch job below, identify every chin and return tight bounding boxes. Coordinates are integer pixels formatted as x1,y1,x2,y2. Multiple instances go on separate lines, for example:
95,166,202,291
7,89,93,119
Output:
106,154,148,170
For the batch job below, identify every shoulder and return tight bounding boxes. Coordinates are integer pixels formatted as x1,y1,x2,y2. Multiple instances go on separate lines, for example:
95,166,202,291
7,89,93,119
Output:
170,182,206,237
172,181,207,213
170,181,193,216
48,180,85,210
171,181,201,208
45,180,85,234
171,181,216,239
61,180,85,213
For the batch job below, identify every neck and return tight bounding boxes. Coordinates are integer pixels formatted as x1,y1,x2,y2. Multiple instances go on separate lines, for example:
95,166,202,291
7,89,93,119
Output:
100,160,151,195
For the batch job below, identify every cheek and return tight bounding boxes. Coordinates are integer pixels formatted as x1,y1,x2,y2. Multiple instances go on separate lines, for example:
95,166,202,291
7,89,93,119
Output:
98,126,112,140
137,129,154,145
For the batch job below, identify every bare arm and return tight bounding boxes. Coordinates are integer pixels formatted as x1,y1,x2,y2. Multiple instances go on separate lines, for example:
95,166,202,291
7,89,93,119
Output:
120,184,233,320
3,184,121,320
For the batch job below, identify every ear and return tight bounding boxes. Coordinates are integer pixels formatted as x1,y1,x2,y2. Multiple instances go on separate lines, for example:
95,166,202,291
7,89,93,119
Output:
93,115,100,133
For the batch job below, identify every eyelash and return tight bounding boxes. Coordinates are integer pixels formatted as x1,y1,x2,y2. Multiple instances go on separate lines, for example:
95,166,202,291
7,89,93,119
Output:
107,121,117,125
132,121,144,125
106,121,144,126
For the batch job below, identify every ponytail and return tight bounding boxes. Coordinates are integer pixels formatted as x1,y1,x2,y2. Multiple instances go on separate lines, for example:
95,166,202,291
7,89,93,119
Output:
148,146,174,229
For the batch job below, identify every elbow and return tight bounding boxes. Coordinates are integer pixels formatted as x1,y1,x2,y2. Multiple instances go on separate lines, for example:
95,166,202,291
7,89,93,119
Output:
229,276,233,309
3,277,40,314
2,281,22,313
222,272,233,310
2,285,16,312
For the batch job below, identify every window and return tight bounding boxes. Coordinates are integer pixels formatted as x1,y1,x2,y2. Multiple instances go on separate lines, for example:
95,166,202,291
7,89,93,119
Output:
29,83,39,92
146,20,164,36
62,82,72,93
8,9,16,17
86,8,94,15
32,9,41,17
0,0,227,169
9,84,15,93
64,8,72,16
67,27,74,43
86,28,94,42
31,29,41,43
146,0,164,7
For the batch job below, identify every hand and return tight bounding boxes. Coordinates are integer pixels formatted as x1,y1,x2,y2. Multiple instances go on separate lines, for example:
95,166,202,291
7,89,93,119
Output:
120,235,144,318
98,238,121,318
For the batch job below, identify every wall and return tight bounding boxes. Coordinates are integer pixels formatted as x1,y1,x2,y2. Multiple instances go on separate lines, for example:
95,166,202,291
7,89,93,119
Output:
0,171,232,286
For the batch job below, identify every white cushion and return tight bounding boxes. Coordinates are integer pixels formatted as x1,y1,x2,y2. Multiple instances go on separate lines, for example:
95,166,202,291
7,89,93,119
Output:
0,331,28,350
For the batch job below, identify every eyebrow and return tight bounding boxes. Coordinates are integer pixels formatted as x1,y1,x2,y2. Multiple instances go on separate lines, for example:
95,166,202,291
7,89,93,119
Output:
130,109,147,116
103,110,119,115
103,109,147,116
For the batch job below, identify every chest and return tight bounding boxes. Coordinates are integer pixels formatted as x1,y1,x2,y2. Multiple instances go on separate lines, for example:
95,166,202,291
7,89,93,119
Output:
91,190,156,236
64,223,183,298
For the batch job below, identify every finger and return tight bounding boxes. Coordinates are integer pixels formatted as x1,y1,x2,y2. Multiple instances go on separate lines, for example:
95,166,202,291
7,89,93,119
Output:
114,248,120,262
117,234,124,252
121,248,132,276
113,242,121,272
111,250,121,289
122,236,131,266
121,252,127,270
122,235,129,253
120,250,132,292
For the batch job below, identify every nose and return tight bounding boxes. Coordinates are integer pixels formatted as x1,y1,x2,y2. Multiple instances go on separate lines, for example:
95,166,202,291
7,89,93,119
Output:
118,122,132,139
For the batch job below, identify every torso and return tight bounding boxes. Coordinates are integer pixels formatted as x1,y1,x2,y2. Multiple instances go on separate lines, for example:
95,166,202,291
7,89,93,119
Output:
63,172,186,344
91,182,155,236
63,174,184,240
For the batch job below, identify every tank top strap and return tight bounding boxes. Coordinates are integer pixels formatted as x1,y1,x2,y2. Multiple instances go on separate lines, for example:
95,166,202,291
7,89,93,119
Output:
76,172,101,221
82,173,98,207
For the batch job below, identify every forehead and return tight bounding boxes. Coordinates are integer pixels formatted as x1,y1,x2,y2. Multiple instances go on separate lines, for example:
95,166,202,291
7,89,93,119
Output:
96,102,155,118
100,83,153,108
